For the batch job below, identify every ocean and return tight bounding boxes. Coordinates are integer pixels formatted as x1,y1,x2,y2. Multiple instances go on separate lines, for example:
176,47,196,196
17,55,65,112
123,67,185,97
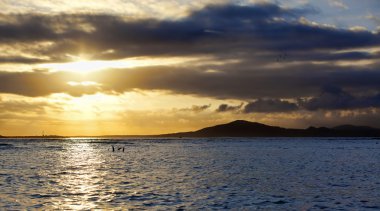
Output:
0,138,379,210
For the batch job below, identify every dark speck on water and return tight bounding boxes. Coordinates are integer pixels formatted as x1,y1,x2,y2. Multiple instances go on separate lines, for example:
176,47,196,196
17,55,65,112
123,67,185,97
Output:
0,137,379,210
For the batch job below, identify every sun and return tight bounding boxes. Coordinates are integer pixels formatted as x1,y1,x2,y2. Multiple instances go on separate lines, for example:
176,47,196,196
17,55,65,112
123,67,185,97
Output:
42,59,119,74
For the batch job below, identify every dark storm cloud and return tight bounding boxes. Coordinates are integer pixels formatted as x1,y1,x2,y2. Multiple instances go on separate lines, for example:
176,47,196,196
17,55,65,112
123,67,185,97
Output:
0,97,62,114
216,103,243,112
0,3,379,62
0,2,380,113
0,56,47,64
299,85,380,110
0,15,57,42
94,63,380,100
0,71,100,97
215,86,380,114
1,61,380,99
243,99,299,113
179,104,211,113
292,51,377,62
0,4,302,43
1,64,380,113
302,109,380,129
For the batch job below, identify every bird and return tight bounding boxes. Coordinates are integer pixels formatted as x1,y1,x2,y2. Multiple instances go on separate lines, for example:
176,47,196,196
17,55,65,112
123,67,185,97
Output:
276,52,289,62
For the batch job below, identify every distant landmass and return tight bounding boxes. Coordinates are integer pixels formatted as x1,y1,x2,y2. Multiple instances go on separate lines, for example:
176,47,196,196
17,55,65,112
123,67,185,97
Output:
161,120,380,137
1,120,380,138
0,135,64,139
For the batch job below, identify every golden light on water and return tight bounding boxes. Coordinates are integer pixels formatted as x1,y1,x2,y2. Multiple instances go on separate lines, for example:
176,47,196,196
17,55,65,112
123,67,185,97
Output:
54,143,114,209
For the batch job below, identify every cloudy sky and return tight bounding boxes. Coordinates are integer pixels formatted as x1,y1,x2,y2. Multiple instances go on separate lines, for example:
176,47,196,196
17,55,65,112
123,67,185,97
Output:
0,0,380,136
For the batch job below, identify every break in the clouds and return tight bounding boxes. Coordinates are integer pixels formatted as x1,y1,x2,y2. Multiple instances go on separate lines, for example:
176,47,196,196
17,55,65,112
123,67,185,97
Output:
1,1,380,134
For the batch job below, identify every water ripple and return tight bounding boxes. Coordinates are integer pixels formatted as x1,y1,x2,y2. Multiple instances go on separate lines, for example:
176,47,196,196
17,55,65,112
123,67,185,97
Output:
0,138,379,210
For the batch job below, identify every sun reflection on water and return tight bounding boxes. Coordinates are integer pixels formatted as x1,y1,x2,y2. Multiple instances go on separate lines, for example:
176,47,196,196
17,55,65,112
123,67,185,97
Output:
53,142,114,210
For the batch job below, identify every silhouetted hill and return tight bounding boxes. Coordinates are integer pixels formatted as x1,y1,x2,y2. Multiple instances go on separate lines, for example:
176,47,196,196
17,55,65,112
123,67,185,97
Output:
332,125,378,131
162,120,380,137
185,120,289,137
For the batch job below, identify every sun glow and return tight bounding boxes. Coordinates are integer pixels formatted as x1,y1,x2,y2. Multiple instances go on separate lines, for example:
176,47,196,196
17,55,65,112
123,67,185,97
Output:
67,81,100,86
42,59,129,74
40,56,198,74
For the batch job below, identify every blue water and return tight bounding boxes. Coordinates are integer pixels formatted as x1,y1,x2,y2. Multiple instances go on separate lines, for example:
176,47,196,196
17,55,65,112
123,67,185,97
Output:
0,138,379,210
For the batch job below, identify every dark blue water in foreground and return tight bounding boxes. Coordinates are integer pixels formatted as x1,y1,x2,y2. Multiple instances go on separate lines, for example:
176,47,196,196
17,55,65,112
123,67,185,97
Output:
0,138,379,210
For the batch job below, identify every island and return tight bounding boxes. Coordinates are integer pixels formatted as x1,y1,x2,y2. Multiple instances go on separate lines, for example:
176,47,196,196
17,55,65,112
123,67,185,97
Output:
160,120,380,137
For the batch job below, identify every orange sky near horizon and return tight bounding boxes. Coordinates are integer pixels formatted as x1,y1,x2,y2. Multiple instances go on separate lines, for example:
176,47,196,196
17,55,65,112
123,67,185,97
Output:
1,0,380,135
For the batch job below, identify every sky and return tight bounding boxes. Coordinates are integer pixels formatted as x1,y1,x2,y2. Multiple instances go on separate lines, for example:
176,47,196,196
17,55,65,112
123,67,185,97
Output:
0,0,380,136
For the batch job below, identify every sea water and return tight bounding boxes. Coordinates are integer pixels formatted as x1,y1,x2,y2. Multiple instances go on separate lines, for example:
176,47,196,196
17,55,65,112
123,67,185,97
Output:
0,138,379,210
